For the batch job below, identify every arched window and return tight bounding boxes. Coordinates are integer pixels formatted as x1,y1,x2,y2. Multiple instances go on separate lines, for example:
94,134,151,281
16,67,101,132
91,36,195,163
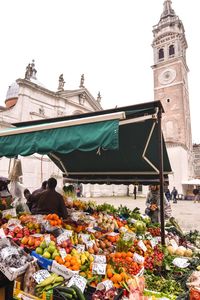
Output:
169,44,175,56
158,48,164,60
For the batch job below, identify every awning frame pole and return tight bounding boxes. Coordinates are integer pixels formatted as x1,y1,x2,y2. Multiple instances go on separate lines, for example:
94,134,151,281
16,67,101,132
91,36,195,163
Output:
158,107,165,246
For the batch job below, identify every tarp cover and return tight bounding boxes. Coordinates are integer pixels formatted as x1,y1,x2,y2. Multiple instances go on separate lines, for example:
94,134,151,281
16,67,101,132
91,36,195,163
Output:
0,120,119,158
49,118,171,184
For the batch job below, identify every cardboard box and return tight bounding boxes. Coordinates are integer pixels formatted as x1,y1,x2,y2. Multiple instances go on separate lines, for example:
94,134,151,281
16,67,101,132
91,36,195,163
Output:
0,238,32,281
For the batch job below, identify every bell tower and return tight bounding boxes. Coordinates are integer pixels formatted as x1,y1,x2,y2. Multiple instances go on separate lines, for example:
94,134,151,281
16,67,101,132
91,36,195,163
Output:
152,0,193,192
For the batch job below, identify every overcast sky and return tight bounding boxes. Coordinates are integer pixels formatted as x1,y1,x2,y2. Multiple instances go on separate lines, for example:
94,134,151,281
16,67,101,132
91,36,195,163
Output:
0,0,199,143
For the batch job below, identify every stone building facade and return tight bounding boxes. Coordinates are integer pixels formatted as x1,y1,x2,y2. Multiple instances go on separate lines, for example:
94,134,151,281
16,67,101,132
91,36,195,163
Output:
152,0,194,194
0,61,103,193
193,144,200,179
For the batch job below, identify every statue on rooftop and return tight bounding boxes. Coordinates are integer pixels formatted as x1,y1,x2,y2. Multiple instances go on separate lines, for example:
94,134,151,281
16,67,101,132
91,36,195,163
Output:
97,91,101,103
58,74,65,91
24,59,37,80
79,74,85,88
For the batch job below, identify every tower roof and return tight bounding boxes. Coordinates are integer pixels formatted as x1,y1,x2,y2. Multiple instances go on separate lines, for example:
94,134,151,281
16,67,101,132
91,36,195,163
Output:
160,0,176,20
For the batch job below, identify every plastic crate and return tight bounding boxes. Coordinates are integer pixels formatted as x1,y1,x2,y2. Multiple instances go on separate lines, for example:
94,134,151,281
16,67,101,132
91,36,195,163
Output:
31,251,53,270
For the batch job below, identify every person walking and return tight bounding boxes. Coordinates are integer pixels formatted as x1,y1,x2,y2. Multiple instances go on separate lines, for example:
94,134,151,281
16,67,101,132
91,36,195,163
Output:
193,188,200,203
171,187,178,203
133,185,137,199
145,185,171,223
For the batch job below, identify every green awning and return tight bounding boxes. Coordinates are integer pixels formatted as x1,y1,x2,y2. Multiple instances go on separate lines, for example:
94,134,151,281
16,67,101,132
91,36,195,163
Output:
49,118,171,184
0,119,119,158
0,100,172,184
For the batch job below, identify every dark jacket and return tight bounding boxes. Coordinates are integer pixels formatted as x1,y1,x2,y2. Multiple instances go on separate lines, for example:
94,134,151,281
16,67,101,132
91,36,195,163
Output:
35,189,68,219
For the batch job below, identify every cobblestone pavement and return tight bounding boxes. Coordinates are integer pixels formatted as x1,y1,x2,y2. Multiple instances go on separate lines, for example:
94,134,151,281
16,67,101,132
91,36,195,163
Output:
82,196,200,232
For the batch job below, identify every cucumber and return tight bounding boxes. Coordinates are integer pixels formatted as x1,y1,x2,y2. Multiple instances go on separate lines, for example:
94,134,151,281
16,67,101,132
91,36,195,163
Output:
59,291,73,299
56,286,77,298
70,285,86,300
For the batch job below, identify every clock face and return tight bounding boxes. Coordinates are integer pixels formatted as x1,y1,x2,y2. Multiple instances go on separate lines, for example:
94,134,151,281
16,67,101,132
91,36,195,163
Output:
158,68,176,85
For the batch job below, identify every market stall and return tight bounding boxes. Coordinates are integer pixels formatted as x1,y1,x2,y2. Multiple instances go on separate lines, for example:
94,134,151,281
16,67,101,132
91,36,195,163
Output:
0,101,199,299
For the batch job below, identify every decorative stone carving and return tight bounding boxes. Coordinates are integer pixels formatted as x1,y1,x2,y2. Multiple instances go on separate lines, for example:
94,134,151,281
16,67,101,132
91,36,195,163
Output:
79,92,86,105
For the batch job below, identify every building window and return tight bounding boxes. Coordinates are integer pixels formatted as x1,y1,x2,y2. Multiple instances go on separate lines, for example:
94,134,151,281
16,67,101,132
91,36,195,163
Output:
158,48,164,60
167,98,170,103
169,45,175,56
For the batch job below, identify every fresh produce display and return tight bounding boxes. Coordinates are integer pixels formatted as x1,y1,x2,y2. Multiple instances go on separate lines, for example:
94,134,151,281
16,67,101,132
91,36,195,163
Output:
0,198,199,300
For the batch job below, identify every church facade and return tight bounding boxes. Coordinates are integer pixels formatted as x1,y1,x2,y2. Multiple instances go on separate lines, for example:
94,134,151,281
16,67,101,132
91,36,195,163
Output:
0,61,104,193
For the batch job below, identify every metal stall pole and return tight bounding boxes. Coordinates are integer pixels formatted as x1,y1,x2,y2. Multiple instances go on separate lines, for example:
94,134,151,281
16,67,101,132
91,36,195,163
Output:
158,107,165,246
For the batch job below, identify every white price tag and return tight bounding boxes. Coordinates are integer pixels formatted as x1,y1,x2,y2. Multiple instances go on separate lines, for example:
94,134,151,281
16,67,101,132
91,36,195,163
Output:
67,275,87,293
94,255,106,263
87,228,96,233
59,248,67,260
76,244,85,253
133,252,144,265
32,270,51,284
170,239,179,250
44,234,51,246
7,218,21,227
119,226,128,233
57,232,71,245
92,263,107,275
79,234,90,243
150,237,159,248
85,240,95,249
2,208,16,218
63,230,73,237
0,228,6,239
138,240,147,252
107,232,119,236
123,232,135,241
97,280,113,291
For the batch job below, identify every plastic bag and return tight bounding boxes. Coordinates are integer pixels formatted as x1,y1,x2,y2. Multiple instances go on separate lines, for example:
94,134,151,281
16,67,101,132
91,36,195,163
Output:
12,198,30,214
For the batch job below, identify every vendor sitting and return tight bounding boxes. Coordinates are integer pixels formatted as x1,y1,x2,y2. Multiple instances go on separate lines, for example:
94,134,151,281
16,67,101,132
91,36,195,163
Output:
35,177,68,219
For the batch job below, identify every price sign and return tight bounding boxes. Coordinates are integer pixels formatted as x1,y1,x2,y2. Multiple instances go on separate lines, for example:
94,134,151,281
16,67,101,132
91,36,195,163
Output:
79,234,90,243
123,232,135,241
97,280,113,291
57,231,71,245
2,208,16,218
32,270,51,284
133,253,144,265
76,244,85,253
7,218,21,227
94,255,106,264
67,275,87,293
85,240,95,249
63,230,73,237
0,228,6,239
150,237,159,248
92,263,107,275
44,234,51,246
106,232,119,236
87,228,96,233
119,227,128,233
138,240,147,252
59,248,67,260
